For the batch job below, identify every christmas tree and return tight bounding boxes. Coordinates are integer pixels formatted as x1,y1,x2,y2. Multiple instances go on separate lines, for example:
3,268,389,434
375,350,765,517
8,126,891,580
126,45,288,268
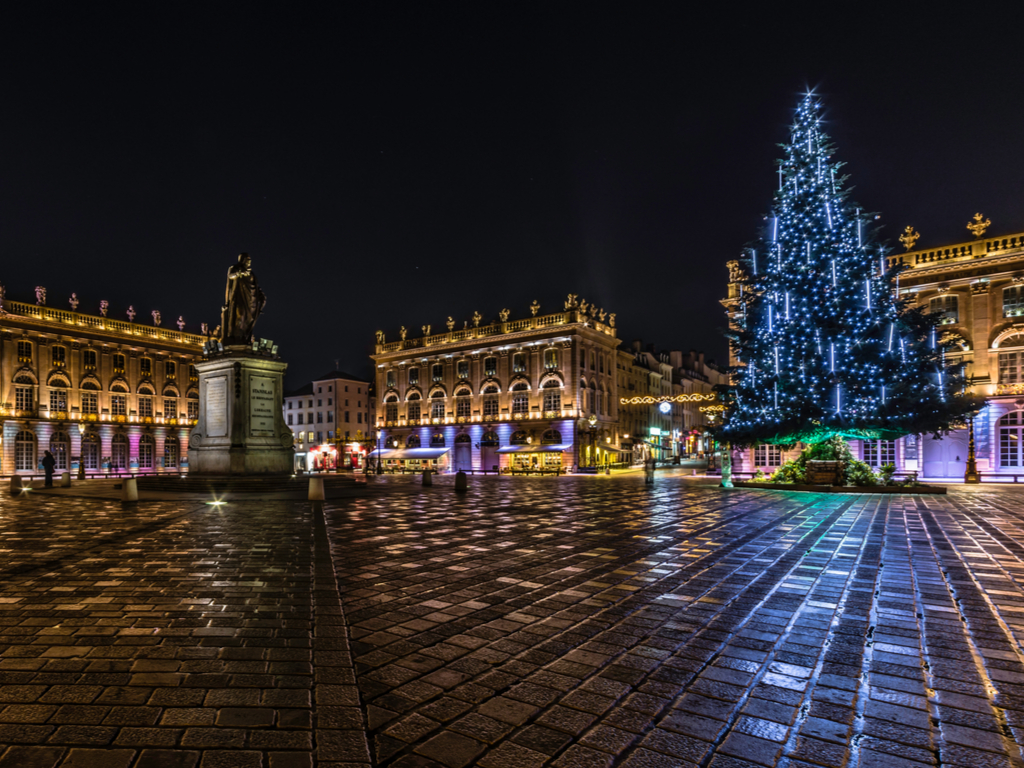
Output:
721,93,978,446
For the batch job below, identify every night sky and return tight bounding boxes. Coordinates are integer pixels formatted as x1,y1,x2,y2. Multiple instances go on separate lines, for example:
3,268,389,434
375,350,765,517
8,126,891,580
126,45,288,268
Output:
4,6,1023,388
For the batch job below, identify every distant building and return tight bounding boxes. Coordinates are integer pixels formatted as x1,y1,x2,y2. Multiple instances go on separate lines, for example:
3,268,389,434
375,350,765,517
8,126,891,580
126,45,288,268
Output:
370,298,621,473
0,291,203,475
283,370,371,471
617,342,727,463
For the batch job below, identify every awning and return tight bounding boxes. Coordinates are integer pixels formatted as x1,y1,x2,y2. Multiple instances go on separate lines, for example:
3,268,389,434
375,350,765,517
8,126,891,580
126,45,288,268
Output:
367,448,451,459
496,444,573,454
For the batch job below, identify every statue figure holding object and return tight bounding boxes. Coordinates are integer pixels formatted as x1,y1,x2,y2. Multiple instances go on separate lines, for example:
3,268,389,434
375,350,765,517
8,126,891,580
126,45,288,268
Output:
220,253,267,345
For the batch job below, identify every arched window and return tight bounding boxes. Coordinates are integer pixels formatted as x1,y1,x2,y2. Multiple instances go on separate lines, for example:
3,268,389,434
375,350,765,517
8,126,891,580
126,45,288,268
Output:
1000,411,1024,467
386,370,396,388
111,434,128,469
139,434,155,469
164,437,179,469
544,348,559,370
430,431,445,447
187,393,199,421
113,353,126,374
455,434,471,443
50,431,70,471
510,430,529,445
408,391,422,422
455,388,472,418
512,389,529,415
481,431,499,446
384,393,399,422
542,429,561,445
386,435,401,448
482,383,499,418
83,349,97,370
542,379,561,412
48,384,68,415
407,434,421,448
51,345,67,368
430,390,445,420
81,433,99,470
15,431,35,471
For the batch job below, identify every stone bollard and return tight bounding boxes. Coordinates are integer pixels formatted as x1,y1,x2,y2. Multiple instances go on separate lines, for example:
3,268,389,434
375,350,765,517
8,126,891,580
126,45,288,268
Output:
60,472,71,488
10,475,24,495
422,470,432,487
122,477,139,503
308,477,325,501
454,471,467,492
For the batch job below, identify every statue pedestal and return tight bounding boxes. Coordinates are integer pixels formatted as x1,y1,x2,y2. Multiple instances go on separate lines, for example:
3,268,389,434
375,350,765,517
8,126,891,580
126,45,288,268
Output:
188,347,293,475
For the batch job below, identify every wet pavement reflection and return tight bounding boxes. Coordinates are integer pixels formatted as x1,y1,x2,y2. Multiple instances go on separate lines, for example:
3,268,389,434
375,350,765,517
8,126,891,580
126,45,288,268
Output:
0,475,1023,767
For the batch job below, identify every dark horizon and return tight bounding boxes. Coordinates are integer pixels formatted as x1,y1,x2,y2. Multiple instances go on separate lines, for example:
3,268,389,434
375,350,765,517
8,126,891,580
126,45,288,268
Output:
4,6,1023,389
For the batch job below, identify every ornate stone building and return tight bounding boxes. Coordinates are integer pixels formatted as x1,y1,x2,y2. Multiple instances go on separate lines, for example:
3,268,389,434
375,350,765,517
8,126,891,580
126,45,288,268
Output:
724,219,1024,479
0,292,203,475
370,298,620,472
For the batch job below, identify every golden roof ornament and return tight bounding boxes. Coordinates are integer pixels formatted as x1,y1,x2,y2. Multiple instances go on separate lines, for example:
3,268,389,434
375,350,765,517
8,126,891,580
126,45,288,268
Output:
898,226,920,251
446,316,455,331
530,300,540,316
967,212,991,238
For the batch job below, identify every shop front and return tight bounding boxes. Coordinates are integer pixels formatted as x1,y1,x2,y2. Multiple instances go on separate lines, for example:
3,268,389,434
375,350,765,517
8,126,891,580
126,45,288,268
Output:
367,447,451,473
496,444,571,472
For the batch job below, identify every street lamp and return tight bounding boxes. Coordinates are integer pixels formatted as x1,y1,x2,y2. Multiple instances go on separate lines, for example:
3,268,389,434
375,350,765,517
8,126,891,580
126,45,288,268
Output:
76,422,86,480
376,428,384,474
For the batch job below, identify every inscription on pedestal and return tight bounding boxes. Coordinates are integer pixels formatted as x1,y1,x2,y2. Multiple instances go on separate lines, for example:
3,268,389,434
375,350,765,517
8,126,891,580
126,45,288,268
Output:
250,375,276,437
207,377,228,437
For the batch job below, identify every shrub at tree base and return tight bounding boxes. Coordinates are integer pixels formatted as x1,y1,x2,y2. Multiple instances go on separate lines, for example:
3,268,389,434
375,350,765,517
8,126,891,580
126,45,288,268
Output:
751,436,913,487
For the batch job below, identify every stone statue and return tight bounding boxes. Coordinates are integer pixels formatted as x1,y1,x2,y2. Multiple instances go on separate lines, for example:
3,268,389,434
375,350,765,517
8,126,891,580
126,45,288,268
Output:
609,313,616,328
35,286,46,306
472,311,482,327
400,326,407,340
499,308,510,322
219,253,267,345
69,293,79,311
376,330,385,344
530,300,540,316
446,316,455,331
99,300,108,317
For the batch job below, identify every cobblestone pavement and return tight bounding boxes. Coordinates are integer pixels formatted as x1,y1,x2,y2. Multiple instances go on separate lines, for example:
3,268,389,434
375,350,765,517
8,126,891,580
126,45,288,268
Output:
2,477,1024,767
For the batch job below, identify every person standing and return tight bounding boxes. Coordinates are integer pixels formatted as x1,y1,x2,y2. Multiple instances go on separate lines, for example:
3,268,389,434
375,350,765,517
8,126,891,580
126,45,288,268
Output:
42,450,56,488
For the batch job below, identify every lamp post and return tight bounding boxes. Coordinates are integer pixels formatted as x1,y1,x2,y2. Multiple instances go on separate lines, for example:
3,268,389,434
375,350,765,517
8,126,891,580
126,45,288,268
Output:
76,422,86,480
376,427,384,474
964,415,980,484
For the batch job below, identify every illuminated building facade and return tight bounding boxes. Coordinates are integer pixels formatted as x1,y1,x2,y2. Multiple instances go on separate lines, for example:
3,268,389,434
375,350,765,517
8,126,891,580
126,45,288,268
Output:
724,222,1024,478
370,298,621,472
617,344,727,463
0,292,203,475
284,370,371,471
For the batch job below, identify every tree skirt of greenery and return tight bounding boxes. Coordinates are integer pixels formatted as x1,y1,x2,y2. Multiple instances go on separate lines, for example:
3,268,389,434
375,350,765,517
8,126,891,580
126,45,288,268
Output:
761,426,907,445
